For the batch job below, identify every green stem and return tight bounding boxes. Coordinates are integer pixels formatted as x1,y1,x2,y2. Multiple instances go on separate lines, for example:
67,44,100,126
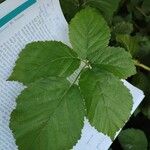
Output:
134,60,150,72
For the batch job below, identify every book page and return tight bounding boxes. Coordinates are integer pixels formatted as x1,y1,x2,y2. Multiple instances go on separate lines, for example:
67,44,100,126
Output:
0,0,144,150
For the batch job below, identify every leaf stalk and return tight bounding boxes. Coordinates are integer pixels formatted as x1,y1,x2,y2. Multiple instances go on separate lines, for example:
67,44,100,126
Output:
134,60,150,72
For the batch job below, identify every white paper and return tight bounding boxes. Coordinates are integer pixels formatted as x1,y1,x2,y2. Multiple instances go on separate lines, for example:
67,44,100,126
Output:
0,0,144,150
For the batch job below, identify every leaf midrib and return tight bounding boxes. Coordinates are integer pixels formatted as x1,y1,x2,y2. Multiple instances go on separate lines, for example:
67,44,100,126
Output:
29,63,87,148
29,83,74,149
24,57,80,72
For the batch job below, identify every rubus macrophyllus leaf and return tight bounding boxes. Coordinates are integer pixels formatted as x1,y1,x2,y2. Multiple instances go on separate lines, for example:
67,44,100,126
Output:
79,70,133,138
69,7,110,60
89,47,136,79
8,6,139,149
10,77,85,150
8,41,80,85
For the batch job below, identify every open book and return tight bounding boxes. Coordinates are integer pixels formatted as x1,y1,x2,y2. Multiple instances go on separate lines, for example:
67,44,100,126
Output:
0,0,144,149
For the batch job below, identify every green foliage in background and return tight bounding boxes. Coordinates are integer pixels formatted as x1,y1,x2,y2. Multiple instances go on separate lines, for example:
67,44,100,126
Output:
119,129,148,150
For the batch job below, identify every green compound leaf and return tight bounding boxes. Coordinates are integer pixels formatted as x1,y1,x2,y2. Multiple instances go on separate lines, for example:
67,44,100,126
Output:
9,6,138,149
90,47,136,79
85,0,121,22
9,41,80,85
118,129,148,150
69,7,110,60
10,77,85,150
79,70,133,138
